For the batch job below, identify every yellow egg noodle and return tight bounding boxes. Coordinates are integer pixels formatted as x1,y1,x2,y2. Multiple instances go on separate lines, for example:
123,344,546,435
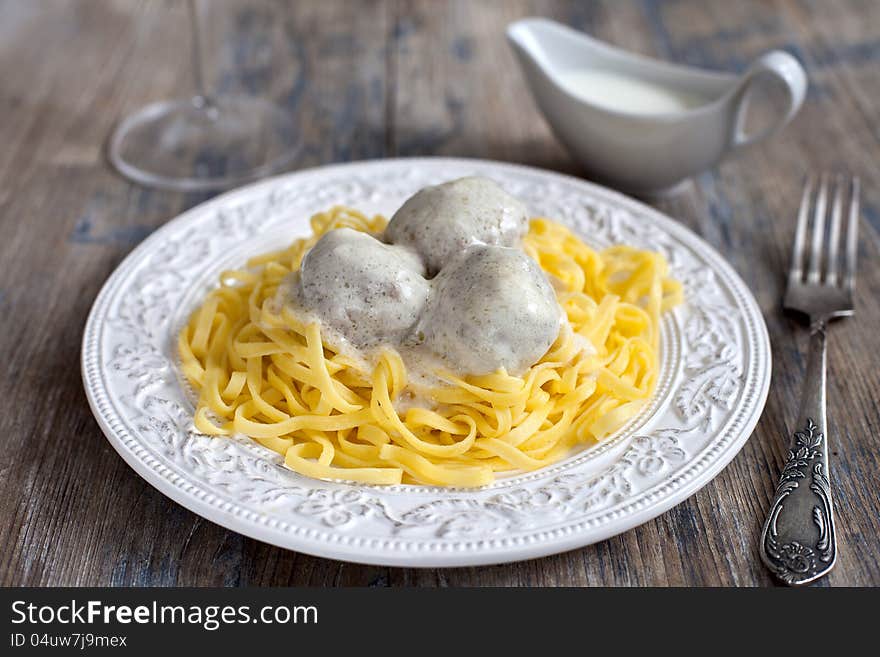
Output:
179,207,683,487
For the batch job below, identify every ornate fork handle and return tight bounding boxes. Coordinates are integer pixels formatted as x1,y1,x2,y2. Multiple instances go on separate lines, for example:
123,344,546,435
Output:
760,321,837,585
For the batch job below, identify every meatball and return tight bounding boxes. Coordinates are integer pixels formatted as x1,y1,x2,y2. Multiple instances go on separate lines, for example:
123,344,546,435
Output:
419,245,561,375
385,176,529,275
296,228,430,348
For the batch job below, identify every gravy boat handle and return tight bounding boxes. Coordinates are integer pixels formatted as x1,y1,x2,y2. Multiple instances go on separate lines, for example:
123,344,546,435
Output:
728,50,807,151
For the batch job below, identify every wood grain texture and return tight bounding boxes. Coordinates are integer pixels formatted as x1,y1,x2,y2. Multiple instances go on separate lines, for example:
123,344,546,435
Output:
1,0,878,587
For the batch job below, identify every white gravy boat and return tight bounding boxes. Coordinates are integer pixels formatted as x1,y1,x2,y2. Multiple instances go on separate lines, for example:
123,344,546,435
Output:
507,18,807,196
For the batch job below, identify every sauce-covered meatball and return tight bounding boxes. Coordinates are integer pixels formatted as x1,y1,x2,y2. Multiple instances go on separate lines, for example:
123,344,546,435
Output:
418,245,561,375
296,228,430,348
385,176,529,275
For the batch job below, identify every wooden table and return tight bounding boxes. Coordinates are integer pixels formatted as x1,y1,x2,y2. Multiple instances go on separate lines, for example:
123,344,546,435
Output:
2,0,878,587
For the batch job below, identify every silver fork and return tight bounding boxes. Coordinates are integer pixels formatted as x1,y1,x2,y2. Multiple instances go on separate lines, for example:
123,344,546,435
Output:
760,174,860,586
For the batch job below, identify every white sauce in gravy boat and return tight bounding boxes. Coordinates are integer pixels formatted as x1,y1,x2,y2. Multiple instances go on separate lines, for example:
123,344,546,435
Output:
507,18,807,195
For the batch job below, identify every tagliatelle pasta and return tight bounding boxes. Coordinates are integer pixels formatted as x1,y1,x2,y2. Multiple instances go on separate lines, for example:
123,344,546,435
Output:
179,207,682,486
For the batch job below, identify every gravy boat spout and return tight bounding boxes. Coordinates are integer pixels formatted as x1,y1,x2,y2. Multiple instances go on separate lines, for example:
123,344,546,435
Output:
507,18,807,196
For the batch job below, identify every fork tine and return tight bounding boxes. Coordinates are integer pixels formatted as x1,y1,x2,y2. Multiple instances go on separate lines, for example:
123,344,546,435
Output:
825,176,844,285
806,174,829,284
844,177,860,291
789,175,814,284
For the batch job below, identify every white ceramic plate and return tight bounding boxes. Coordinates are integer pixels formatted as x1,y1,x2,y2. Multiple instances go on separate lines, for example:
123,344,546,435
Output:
82,158,771,567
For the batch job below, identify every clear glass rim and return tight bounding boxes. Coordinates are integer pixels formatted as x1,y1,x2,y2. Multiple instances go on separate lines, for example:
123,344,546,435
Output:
106,96,300,193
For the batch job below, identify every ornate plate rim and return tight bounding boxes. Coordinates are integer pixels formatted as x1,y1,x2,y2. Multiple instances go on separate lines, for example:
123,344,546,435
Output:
81,157,771,567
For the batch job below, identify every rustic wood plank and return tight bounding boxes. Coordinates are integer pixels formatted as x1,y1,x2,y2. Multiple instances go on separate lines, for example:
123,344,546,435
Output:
0,0,877,587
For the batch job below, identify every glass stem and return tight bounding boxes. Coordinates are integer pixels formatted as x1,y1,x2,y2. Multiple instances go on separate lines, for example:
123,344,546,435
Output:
187,0,214,110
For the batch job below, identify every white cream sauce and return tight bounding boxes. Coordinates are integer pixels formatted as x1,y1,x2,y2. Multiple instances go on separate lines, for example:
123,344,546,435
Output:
557,69,706,115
